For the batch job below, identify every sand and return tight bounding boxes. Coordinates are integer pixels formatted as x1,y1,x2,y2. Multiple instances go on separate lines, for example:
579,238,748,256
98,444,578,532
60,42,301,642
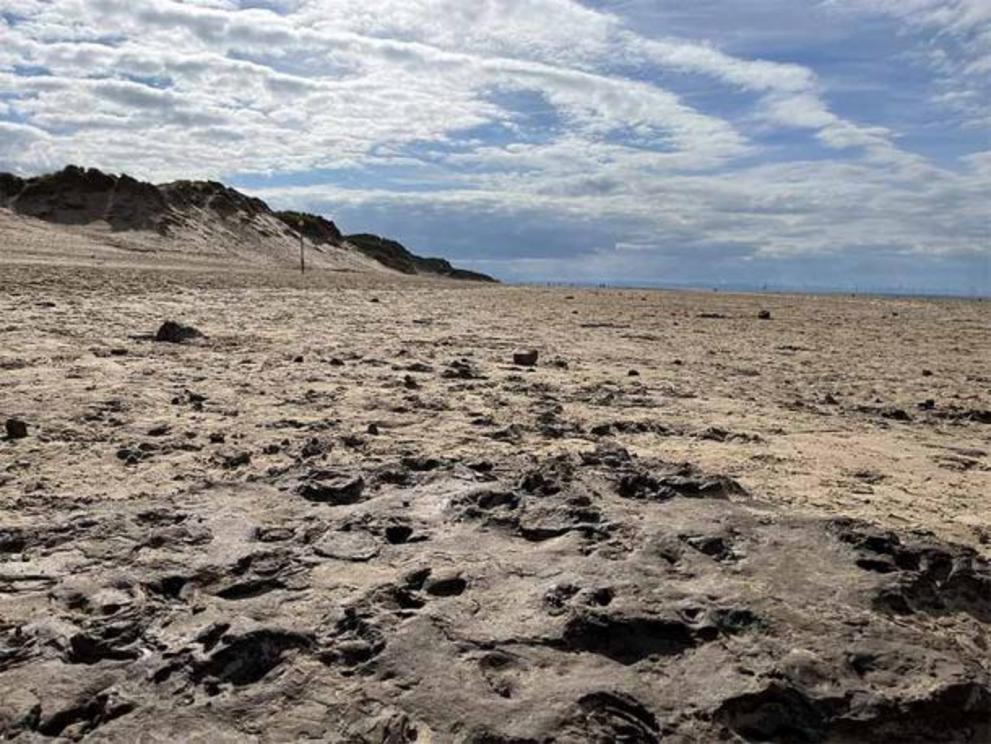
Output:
1,233,990,741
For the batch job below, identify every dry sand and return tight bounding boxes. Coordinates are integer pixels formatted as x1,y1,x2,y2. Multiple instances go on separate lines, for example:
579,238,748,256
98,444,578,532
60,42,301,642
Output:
1,237,990,741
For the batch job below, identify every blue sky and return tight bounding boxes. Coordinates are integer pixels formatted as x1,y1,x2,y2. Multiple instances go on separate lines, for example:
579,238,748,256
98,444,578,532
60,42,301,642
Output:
0,0,988,293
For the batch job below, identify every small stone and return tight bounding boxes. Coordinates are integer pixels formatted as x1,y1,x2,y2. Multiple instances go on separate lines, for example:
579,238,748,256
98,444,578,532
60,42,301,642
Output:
5,419,29,440
424,571,467,597
757,310,772,320
155,321,204,344
293,355,305,363
314,530,379,561
513,350,539,367
442,359,483,380
297,473,365,505
209,432,226,444
329,358,345,367
341,434,365,448
921,369,934,377
222,451,251,469
301,438,329,458
367,423,380,435
628,370,640,377
918,399,936,411
385,525,414,544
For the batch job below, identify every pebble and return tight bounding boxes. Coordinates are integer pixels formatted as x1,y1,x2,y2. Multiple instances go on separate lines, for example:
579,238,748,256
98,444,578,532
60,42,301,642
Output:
513,350,539,367
5,419,29,439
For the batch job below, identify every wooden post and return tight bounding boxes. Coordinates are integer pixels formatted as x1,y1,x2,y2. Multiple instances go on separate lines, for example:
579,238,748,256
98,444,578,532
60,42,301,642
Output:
298,218,305,274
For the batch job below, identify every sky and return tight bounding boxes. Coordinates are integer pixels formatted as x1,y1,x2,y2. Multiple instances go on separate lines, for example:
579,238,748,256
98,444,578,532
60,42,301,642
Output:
0,0,989,293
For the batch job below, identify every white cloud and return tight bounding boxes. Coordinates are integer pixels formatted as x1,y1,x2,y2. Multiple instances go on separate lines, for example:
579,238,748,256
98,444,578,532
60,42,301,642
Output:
0,0,987,289
828,0,991,127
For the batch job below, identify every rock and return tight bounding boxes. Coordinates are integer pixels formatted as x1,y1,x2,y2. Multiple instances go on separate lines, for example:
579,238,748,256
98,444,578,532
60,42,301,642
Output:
314,530,379,561
758,310,772,320
155,321,204,344
489,424,525,443
513,349,539,367
442,359,484,380
5,418,28,439
296,471,365,505
367,423,380,435
301,438,329,458
921,369,934,377
221,451,251,469
424,571,467,597
628,369,640,377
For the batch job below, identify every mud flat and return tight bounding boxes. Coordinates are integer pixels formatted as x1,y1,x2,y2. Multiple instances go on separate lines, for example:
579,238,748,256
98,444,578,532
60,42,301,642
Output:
1,257,989,742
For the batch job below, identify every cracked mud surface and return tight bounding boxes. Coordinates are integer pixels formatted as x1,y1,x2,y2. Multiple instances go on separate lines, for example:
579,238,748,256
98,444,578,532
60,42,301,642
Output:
1,262,990,742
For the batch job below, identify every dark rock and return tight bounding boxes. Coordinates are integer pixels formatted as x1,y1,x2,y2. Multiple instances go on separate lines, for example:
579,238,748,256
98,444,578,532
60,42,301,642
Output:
341,433,365,448
442,359,484,380
424,572,467,597
301,438,329,458
513,350,539,367
155,321,204,344
5,418,28,439
222,451,251,469
489,424,525,443
385,525,415,544
296,471,365,505
758,310,772,320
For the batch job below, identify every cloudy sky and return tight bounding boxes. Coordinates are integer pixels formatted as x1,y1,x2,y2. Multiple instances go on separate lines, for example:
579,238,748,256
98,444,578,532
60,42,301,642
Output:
1,0,988,292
